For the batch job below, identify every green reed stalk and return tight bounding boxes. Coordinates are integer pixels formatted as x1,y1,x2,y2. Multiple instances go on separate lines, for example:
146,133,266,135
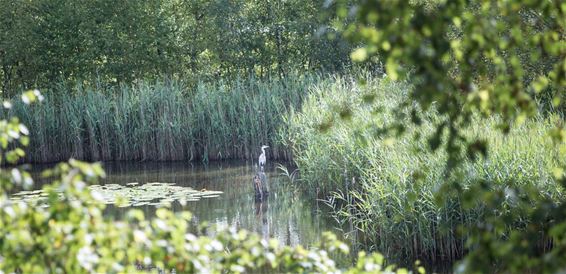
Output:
5,75,320,163
281,74,565,263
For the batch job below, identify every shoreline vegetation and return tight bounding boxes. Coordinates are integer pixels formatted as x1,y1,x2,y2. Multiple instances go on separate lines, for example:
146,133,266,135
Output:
4,73,563,264
2,75,315,163
282,75,564,263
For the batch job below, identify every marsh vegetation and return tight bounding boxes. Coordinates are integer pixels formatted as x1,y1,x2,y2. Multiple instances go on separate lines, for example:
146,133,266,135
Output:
0,0,564,273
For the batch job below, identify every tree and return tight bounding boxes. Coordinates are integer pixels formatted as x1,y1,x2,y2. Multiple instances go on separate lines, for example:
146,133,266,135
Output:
0,0,353,94
337,0,565,272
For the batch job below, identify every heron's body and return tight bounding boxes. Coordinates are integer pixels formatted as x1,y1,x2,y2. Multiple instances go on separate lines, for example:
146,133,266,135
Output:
259,145,269,171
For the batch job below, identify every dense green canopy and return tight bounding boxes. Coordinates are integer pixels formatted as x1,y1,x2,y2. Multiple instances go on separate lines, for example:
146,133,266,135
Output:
0,0,352,95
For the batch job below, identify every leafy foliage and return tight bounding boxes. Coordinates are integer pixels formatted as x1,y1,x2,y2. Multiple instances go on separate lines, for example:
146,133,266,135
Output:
282,75,564,264
0,0,351,95
326,0,566,272
338,0,564,165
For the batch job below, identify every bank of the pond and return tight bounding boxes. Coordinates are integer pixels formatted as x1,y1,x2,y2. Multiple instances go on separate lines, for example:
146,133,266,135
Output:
3,75,320,163
282,76,565,263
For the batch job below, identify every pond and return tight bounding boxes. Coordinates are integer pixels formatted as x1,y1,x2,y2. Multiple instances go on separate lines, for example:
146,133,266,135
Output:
23,160,342,249
13,160,454,272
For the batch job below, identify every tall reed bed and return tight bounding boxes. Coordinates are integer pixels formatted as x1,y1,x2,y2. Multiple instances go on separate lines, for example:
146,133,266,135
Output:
282,75,565,263
4,75,316,163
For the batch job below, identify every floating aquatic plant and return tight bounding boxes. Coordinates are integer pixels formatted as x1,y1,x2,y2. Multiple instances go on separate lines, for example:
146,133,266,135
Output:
11,182,223,207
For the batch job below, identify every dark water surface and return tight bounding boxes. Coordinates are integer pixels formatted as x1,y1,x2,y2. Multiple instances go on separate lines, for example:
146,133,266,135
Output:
92,160,338,248
24,160,454,272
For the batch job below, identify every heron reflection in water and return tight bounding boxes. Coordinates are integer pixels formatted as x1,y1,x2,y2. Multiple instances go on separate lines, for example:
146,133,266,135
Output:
255,197,270,241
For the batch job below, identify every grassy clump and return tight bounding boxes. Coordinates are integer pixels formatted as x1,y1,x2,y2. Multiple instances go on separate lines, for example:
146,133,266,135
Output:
282,75,565,262
3,75,319,163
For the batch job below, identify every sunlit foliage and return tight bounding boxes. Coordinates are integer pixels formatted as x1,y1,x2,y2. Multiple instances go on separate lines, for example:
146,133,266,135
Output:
325,1,566,272
337,0,564,163
283,75,564,264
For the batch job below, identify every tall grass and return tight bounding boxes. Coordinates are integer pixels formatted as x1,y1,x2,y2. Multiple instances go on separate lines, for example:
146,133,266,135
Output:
3,75,317,163
282,75,565,263
6,71,563,263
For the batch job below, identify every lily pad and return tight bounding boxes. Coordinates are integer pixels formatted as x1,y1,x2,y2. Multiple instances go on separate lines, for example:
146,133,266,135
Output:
10,182,223,208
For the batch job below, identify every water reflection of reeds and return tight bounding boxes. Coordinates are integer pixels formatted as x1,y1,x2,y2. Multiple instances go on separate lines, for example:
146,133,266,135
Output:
94,161,341,249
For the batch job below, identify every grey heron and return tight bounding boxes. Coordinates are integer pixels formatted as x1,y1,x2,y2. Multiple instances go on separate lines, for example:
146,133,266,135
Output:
259,145,269,171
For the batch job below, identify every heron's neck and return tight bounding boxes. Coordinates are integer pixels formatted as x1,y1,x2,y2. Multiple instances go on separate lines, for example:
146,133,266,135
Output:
261,148,265,154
